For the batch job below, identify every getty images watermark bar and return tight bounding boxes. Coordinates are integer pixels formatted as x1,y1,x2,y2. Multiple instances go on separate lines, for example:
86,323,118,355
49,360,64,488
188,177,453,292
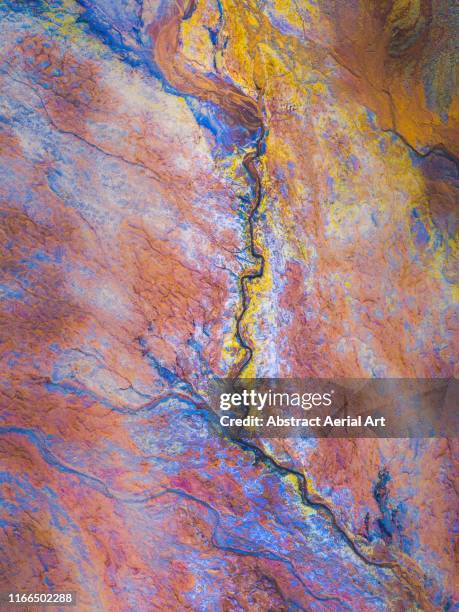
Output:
208,378,458,438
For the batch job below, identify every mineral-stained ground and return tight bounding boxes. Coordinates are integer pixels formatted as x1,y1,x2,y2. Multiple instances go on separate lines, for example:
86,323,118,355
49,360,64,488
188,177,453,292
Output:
0,0,458,609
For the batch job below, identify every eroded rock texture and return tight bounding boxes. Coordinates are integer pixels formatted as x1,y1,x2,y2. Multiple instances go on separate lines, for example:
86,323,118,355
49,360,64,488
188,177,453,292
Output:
0,0,457,609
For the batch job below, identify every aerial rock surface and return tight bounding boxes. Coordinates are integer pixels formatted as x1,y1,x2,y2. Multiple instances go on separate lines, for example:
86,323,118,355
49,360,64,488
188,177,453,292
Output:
0,0,457,610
